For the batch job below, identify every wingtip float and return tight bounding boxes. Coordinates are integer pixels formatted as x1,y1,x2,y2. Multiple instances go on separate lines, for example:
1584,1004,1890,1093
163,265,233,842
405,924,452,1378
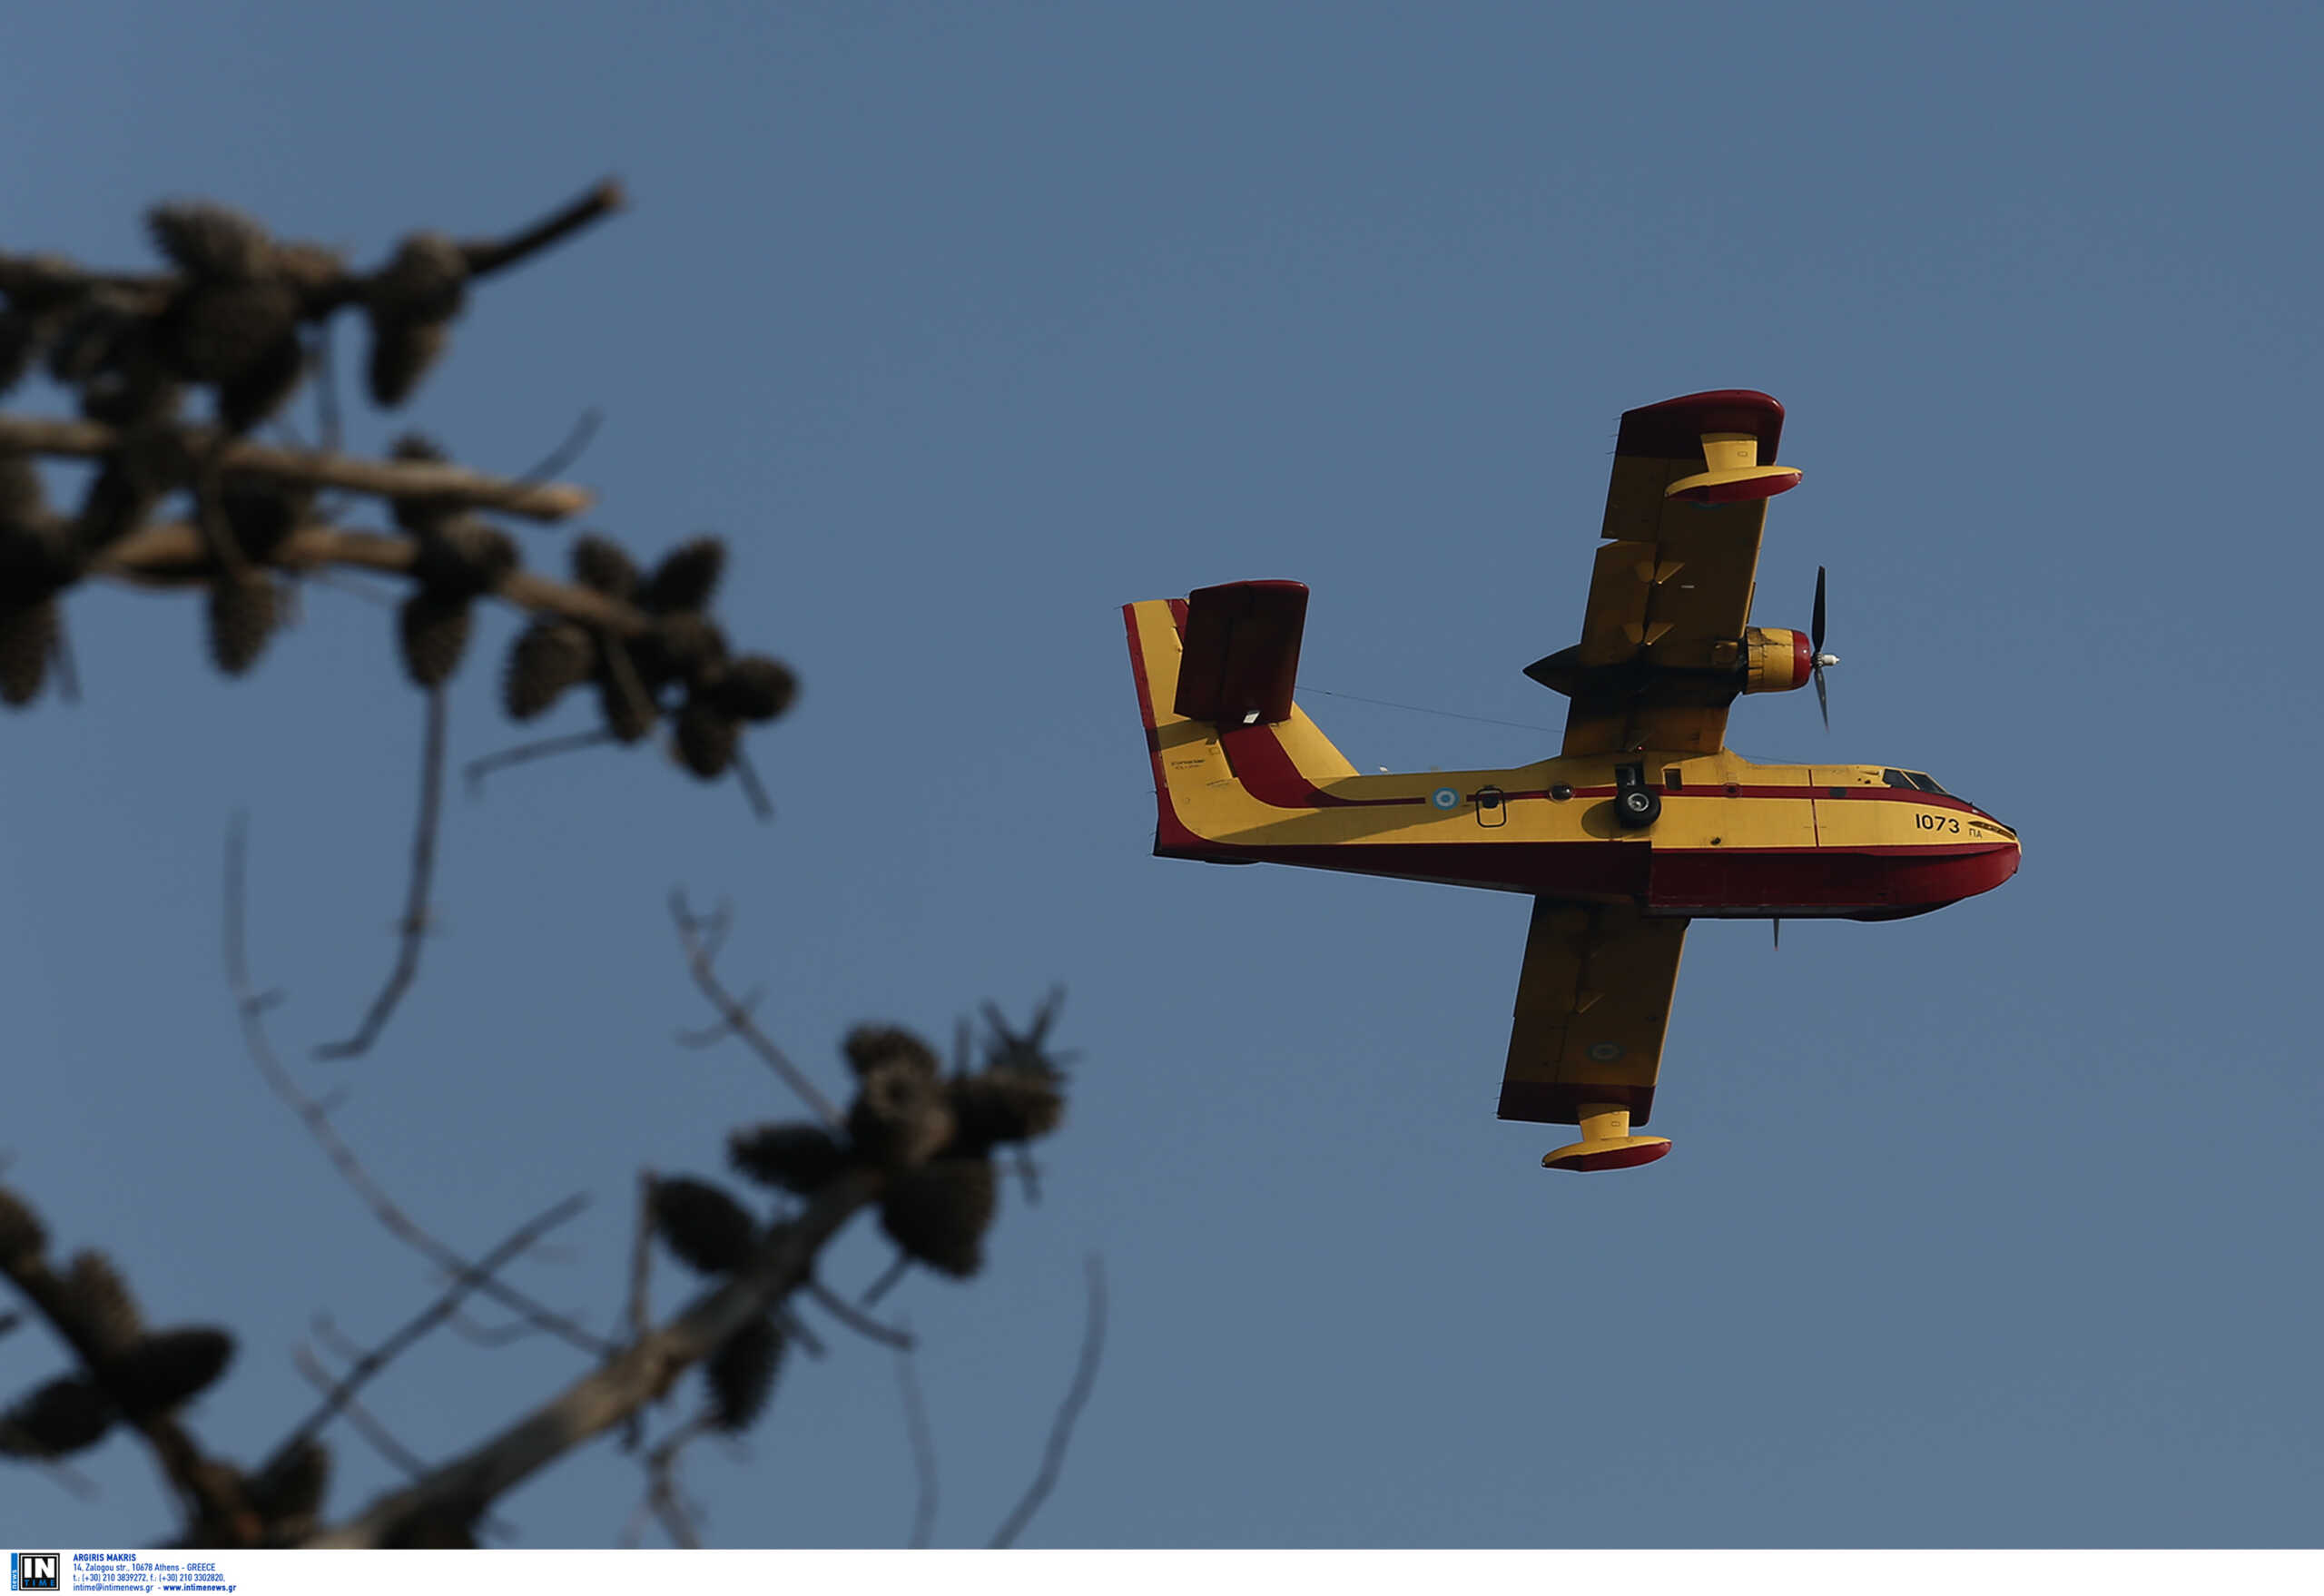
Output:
1123,390,2020,1172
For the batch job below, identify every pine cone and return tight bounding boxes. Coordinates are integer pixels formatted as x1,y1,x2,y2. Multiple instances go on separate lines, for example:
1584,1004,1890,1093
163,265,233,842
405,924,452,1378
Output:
104,1327,235,1417
570,533,637,599
642,537,726,614
650,1177,757,1275
709,655,797,723
146,202,274,280
247,1437,330,1522
215,326,305,433
207,571,278,676
160,278,301,391
949,1070,1066,1153
704,1314,784,1433
503,619,595,719
366,316,448,409
219,482,309,562
728,1123,852,1195
879,1158,998,1279
0,453,43,529
843,1025,940,1081
397,588,473,687
0,1376,114,1459
634,612,726,691
673,698,739,780
363,232,468,408
847,1058,955,1169
0,596,55,706
62,1250,143,1355
594,654,656,743
0,310,36,396
0,1186,44,1263
413,518,517,597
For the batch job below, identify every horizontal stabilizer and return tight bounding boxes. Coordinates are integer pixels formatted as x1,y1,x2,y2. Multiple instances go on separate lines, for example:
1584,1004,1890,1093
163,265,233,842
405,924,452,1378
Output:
1173,579,1309,726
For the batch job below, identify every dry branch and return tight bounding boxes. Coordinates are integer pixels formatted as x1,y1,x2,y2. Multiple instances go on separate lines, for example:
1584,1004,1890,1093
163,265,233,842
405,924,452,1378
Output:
263,1193,589,1478
0,416,589,521
988,1255,1108,1550
226,818,614,1359
310,1166,883,1547
670,893,846,1129
313,685,448,1059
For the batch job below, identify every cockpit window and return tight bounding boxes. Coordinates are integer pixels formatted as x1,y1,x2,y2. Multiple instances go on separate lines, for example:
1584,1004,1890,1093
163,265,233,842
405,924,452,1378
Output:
1882,769,1914,789
1905,773,1948,795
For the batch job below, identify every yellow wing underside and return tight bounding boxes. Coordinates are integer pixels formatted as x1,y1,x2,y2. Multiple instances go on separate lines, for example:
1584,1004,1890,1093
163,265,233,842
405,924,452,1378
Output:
1498,900,1688,1127
1561,452,1771,757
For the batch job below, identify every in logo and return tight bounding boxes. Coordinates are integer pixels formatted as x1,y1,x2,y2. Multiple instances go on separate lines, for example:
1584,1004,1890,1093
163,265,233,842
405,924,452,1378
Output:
11,1552,60,1591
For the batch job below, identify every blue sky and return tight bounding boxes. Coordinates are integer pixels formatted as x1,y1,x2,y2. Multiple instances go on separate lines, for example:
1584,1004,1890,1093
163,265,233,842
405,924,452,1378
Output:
3,1,2320,1548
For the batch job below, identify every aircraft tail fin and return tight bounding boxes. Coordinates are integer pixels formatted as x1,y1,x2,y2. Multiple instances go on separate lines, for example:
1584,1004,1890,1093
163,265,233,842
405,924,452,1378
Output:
1123,583,1358,851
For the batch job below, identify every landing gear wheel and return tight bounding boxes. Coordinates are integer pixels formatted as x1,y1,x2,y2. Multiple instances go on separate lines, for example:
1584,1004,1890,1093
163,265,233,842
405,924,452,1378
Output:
1615,785,1660,829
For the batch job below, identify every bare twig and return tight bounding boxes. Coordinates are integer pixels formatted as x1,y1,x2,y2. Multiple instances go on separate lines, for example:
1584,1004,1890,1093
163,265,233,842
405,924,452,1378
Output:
226,817,614,1358
446,1308,543,1349
804,1279,915,1351
895,1331,938,1550
293,1345,428,1481
987,1255,1108,1550
459,178,627,279
464,730,615,798
515,409,602,488
46,620,78,704
861,1253,911,1307
309,1166,884,1547
0,416,589,521
315,685,448,1059
625,1411,712,1550
674,983,763,1049
264,1194,589,1478
619,1170,655,1453
302,566,400,608
668,892,843,1128
730,745,775,823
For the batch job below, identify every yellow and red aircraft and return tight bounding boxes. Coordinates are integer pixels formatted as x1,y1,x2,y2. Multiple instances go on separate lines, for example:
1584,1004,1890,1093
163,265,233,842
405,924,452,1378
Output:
1123,389,2019,1172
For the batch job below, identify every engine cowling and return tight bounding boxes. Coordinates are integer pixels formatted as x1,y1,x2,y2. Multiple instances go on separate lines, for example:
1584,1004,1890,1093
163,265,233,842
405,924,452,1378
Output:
1742,626,1814,694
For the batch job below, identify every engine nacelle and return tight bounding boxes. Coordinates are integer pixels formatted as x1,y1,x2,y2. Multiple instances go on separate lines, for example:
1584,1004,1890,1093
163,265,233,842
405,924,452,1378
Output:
1742,626,1814,694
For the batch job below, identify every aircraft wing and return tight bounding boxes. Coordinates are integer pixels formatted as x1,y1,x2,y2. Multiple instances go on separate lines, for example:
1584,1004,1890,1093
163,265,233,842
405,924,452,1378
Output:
1545,390,1797,756
1497,899,1688,1128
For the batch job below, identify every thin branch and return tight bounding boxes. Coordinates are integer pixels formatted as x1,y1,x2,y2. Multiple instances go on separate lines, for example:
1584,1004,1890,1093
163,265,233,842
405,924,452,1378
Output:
861,1253,911,1307
226,817,615,1358
987,1255,1108,1550
673,983,763,1049
515,409,602,488
668,892,843,1128
624,1410,712,1551
804,1279,915,1351
895,1330,939,1550
446,1307,543,1348
730,745,775,823
293,1345,428,1481
0,416,589,521
464,729,615,797
263,1194,589,1478
459,178,627,280
309,1166,884,1547
46,617,78,704
300,566,399,608
315,685,447,1059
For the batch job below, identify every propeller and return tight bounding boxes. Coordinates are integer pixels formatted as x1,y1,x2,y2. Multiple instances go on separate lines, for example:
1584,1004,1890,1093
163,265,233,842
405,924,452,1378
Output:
1810,565,1839,729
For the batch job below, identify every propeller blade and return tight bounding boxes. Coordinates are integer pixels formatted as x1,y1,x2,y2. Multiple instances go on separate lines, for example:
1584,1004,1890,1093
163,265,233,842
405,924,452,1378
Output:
1814,662,1829,730
1811,565,1827,653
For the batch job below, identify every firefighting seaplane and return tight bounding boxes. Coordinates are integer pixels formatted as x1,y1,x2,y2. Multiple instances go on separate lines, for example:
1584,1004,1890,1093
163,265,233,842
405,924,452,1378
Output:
1122,390,2018,1171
